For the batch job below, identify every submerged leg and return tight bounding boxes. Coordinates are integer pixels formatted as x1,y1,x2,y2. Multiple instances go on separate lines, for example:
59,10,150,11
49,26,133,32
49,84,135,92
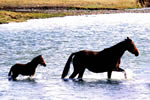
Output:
77,68,85,80
123,71,127,79
69,58,82,79
107,70,112,79
69,70,79,79
12,73,19,81
8,75,13,81
118,68,127,79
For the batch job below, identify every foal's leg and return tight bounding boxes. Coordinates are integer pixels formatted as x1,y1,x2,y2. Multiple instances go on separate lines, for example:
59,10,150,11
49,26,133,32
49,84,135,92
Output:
12,73,19,81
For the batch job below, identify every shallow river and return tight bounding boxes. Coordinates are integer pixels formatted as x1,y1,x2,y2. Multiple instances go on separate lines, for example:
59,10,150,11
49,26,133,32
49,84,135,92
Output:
0,13,150,100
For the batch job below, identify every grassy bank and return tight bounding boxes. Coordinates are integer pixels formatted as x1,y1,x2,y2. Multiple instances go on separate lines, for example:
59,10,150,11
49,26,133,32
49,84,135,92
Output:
0,10,73,24
0,0,140,24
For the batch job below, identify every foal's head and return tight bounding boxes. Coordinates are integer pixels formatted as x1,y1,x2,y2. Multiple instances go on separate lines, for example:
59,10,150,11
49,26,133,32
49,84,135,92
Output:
125,37,139,56
36,55,46,67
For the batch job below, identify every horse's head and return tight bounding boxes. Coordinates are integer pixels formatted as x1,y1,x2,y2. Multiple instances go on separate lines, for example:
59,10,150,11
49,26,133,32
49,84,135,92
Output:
38,55,46,67
125,37,139,56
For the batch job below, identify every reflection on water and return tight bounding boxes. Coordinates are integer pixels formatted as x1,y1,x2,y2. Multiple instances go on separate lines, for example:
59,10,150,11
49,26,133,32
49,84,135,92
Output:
0,13,150,99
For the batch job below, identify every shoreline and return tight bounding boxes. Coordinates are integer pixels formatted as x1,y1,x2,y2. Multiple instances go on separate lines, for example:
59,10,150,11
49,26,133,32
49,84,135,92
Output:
1,7,150,24
2,7,150,15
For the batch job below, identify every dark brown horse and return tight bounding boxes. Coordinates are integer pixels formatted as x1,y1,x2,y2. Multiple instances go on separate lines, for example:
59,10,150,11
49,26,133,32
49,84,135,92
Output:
61,37,139,80
8,55,46,81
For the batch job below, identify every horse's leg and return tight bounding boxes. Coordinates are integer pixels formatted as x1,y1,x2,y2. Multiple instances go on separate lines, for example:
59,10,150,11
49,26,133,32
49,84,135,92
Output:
69,70,78,79
77,68,85,80
119,68,127,79
68,57,80,79
69,64,79,79
115,68,127,79
107,70,112,79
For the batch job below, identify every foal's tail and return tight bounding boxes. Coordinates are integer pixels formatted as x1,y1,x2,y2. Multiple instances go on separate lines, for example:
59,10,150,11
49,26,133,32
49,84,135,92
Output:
8,68,12,76
8,67,13,80
61,53,76,79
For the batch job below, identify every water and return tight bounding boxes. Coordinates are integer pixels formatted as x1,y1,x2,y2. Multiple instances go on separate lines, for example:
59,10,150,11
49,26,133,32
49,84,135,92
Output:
0,13,150,100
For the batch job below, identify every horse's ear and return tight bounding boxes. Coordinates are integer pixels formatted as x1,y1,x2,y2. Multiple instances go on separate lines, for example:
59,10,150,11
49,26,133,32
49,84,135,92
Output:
125,37,131,41
38,55,42,57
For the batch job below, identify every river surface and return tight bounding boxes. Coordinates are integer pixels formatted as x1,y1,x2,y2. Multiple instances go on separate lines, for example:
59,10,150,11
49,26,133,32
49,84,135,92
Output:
0,13,150,100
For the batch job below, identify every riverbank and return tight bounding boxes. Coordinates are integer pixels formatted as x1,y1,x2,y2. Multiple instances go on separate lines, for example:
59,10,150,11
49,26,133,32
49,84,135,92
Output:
0,0,148,24
8,7,150,14
0,0,141,24
1,8,150,24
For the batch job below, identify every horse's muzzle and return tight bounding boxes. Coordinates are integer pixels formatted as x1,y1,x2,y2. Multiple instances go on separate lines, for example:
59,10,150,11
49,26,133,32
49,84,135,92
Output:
135,51,139,56
41,63,46,67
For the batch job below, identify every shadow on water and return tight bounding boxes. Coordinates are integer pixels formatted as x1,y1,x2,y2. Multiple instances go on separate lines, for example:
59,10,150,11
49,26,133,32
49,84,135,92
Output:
62,78,123,86
145,83,150,89
61,78,125,96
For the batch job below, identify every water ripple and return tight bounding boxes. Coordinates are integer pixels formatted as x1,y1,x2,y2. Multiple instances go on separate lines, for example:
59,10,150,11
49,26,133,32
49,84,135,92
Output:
0,13,150,100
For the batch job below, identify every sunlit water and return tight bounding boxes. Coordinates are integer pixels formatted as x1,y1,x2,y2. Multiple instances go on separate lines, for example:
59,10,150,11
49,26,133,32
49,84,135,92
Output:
0,13,150,100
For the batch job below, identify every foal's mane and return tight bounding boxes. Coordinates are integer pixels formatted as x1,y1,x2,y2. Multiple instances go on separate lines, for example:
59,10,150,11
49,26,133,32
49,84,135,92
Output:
26,55,41,66
31,55,41,62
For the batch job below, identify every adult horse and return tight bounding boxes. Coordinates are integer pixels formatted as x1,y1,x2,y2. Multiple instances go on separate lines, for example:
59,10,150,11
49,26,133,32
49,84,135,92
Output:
8,55,46,81
61,37,139,80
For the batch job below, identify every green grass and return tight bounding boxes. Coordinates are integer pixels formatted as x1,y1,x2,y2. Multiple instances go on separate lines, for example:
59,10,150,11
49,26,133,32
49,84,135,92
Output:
0,10,72,24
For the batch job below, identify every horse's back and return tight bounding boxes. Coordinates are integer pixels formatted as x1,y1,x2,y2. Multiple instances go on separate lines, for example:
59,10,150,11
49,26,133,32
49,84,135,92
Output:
75,50,99,57
73,50,103,66
73,50,117,73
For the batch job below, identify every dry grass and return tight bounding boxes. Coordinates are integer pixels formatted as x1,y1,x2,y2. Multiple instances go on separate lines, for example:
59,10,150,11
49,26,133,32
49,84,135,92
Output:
0,0,140,24
0,0,139,9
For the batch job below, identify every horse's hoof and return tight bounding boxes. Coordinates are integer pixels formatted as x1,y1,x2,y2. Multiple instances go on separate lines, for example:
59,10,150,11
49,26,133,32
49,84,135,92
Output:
124,72,127,79
62,78,69,81
8,78,11,81
78,78,83,81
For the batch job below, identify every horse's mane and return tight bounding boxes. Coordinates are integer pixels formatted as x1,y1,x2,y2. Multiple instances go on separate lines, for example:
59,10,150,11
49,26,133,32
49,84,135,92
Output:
109,39,127,49
105,39,127,50
99,39,127,55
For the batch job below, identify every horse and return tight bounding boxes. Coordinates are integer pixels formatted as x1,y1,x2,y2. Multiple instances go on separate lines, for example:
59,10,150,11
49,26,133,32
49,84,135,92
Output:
8,55,46,81
61,37,139,80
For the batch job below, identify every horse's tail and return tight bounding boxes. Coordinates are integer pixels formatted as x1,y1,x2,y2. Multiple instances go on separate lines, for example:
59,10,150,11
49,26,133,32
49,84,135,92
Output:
61,53,76,79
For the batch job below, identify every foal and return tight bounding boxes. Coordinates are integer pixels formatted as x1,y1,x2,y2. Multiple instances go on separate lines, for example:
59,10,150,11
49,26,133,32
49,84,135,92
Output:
8,55,46,81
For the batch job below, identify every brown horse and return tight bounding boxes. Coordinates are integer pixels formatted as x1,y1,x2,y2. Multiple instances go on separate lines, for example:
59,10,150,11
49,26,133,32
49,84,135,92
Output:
61,37,139,80
8,55,46,81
